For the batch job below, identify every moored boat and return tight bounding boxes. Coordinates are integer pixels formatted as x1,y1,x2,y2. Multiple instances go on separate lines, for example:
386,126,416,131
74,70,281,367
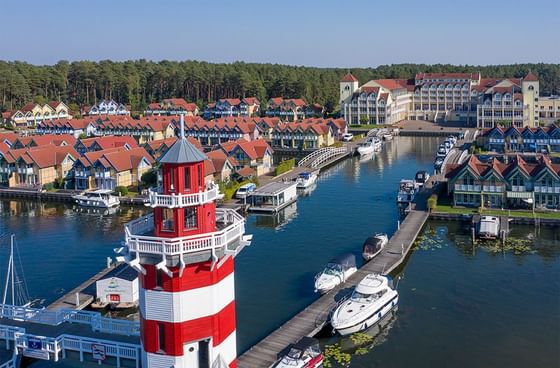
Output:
362,233,388,261
296,171,318,189
73,189,120,208
477,215,500,239
357,140,375,156
331,274,398,336
396,179,419,203
272,336,324,368
314,253,357,294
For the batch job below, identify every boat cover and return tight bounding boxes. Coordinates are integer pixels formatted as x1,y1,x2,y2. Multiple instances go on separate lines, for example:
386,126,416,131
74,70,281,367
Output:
299,172,312,179
329,253,356,272
291,336,320,354
362,237,383,253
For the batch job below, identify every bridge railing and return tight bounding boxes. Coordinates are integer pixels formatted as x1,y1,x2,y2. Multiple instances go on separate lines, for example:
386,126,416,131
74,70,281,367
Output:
297,148,329,167
310,147,348,168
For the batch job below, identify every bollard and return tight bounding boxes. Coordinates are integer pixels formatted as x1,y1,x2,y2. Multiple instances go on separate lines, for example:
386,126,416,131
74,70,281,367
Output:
75,292,80,307
401,244,404,255
106,257,112,269
397,220,400,230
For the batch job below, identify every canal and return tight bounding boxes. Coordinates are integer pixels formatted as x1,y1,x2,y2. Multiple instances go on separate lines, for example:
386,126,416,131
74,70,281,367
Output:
1,136,559,367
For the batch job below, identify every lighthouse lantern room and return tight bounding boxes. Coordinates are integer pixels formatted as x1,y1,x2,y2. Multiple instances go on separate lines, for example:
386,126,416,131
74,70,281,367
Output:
117,114,252,368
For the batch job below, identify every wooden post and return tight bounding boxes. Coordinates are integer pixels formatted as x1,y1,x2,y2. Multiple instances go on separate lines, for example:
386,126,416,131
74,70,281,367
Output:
75,292,80,307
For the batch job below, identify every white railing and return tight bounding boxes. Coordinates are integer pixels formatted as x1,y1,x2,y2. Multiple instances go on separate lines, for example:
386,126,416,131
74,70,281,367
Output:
147,183,220,208
454,184,482,192
0,304,140,336
534,186,560,193
311,147,348,168
297,148,328,167
125,208,245,257
511,185,526,192
482,185,505,192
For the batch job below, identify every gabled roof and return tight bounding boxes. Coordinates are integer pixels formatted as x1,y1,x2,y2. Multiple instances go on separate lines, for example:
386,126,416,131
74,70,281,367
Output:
20,144,79,169
159,137,207,164
341,73,358,82
97,147,153,172
524,71,538,82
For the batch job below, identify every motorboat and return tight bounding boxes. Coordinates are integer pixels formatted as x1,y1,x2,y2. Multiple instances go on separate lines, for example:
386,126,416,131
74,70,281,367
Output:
478,216,500,239
73,189,120,208
314,253,357,294
272,336,324,368
331,274,398,336
436,145,448,158
396,179,419,203
382,133,393,141
414,170,430,187
357,140,375,156
372,138,383,152
296,172,317,189
362,233,388,261
434,157,444,171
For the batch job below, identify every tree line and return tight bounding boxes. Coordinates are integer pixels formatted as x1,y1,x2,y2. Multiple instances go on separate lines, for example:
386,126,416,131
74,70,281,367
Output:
0,60,558,115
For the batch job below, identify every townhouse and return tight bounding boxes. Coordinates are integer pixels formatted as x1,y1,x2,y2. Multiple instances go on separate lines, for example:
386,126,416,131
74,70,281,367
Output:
219,139,274,176
265,98,324,121
85,99,130,116
2,101,71,128
145,98,199,116
478,125,560,153
74,136,138,155
205,150,237,183
340,71,543,128
94,115,175,143
36,118,97,138
71,147,127,190
204,97,260,119
271,121,334,148
0,144,78,188
182,117,261,146
11,134,76,150
538,96,560,126
446,154,560,209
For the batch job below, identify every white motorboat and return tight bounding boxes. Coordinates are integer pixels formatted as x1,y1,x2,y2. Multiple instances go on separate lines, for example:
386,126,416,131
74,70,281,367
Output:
272,337,324,368
357,141,375,156
296,172,317,189
314,253,357,294
382,133,393,141
396,179,419,203
73,189,120,208
372,138,382,152
362,233,388,261
331,274,399,336
478,216,500,239
414,170,430,187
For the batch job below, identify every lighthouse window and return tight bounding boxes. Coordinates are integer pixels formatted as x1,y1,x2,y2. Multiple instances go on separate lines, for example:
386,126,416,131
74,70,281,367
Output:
157,322,166,353
184,207,198,229
184,167,191,191
198,165,203,187
162,209,174,231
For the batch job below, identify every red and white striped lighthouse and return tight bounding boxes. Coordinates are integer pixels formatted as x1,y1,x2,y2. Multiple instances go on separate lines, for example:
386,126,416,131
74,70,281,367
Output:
118,115,251,368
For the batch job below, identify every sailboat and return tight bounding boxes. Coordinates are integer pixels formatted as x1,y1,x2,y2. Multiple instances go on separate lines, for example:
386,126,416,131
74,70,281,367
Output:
2,234,32,308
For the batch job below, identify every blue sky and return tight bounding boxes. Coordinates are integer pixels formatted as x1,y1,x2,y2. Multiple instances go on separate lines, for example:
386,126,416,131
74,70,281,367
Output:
4,0,559,67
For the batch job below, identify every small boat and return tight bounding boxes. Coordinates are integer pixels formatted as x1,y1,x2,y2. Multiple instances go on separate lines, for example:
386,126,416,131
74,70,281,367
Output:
436,145,448,158
414,170,430,187
372,138,382,152
357,140,375,156
314,253,357,294
478,216,500,239
331,274,399,336
362,233,388,261
296,172,317,189
396,179,419,203
73,189,120,208
382,133,393,141
272,336,324,368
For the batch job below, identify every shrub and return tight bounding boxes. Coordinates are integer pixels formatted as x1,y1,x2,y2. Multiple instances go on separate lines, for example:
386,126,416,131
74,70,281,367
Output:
427,194,438,212
42,183,55,191
275,158,295,176
114,186,129,196
53,177,65,189
140,169,158,188
220,179,258,201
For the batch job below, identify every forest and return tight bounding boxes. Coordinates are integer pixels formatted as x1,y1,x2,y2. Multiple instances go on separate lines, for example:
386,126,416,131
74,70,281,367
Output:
0,60,558,115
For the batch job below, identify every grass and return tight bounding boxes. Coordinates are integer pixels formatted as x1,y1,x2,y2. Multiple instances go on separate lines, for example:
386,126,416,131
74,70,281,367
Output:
433,198,560,220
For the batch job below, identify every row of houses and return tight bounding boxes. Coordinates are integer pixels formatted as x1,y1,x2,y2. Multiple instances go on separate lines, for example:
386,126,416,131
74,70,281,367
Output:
340,71,556,128
446,154,560,209
1,102,71,128
477,124,560,153
0,133,274,191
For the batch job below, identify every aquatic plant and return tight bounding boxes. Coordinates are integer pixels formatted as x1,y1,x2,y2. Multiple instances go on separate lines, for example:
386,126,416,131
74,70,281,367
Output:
323,344,351,367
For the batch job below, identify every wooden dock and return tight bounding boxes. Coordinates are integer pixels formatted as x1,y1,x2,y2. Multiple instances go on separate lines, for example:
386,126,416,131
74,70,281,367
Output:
46,262,123,311
237,190,432,368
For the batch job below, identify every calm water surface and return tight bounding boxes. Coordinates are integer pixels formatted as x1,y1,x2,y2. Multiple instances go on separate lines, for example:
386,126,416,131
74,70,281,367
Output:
1,136,558,367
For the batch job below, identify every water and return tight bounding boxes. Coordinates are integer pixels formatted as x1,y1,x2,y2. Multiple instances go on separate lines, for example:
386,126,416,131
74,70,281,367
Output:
1,136,559,367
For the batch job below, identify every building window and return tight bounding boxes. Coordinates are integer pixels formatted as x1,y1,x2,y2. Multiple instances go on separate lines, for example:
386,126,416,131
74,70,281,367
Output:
157,322,166,353
162,208,174,231
169,169,175,192
184,167,190,191
184,207,198,229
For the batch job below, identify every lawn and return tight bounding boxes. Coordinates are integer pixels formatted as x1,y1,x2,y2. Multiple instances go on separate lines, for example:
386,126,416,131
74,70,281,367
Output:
433,201,560,220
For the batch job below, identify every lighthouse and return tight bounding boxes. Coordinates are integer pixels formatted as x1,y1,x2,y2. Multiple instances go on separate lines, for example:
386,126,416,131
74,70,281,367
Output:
117,114,251,368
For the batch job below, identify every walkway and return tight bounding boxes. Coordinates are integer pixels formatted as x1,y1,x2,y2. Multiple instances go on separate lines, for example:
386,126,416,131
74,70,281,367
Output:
237,189,432,368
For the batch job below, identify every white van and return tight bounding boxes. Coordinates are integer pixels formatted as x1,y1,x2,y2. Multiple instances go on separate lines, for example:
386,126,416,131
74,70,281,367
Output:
235,183,257,199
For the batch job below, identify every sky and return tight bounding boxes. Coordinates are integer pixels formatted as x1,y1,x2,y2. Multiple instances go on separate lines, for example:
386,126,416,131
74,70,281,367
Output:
3,0,559,67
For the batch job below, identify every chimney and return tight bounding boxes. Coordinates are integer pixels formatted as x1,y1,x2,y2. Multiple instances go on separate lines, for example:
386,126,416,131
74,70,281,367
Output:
180,114,185,140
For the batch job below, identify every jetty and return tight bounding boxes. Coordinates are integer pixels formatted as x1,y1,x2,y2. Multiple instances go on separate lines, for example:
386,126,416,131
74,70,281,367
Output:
237,188,433,368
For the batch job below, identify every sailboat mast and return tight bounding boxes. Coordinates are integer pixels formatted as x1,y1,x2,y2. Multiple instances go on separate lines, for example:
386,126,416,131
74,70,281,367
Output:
11,235,14,306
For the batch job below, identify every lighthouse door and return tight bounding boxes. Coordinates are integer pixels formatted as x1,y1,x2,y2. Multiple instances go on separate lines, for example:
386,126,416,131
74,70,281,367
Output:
183,341,199,367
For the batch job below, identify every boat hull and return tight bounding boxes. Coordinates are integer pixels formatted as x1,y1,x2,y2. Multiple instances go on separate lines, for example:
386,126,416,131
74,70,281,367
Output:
334,296,399,336
357,146,374,156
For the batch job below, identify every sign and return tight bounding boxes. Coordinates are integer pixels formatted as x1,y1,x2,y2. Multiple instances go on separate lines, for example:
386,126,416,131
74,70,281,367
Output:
92,344,107,361
24,338,49,360
28,338,42,350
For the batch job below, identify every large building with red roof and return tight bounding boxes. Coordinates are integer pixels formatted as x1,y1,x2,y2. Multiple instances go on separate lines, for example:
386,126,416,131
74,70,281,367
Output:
265,98,324,121
2,101,71,128
203,97,260,119
340,71,543,128
145,98,199,116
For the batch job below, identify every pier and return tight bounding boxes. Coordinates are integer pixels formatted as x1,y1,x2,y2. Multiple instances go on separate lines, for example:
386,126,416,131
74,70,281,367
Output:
237,188,433,368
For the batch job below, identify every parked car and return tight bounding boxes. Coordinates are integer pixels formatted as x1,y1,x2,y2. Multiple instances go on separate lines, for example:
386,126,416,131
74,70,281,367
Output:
235,183,256,199
342,133,354,142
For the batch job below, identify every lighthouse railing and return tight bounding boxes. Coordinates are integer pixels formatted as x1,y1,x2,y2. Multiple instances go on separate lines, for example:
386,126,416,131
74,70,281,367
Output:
146,183,220,208
124,208,245,256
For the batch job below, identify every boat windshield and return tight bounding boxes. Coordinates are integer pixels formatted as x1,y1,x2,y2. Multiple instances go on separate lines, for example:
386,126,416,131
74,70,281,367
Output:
324,264,342,276
351,291,375,302
287,347,303,359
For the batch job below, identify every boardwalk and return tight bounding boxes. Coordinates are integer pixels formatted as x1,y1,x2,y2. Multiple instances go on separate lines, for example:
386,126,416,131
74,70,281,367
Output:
238,190,432,368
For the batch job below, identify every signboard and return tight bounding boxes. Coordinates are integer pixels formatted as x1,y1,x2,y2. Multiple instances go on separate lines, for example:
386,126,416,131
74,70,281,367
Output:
24,338,50,360
28,338,42,350
92,344,107,361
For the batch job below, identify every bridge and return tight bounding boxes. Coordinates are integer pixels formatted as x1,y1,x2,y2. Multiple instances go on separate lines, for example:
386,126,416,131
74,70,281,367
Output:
0,304,141,367
297,147,350,169
237,185,435,368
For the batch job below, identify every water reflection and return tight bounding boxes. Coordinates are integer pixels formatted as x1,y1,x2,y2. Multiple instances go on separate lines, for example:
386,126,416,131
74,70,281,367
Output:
252,203,298,230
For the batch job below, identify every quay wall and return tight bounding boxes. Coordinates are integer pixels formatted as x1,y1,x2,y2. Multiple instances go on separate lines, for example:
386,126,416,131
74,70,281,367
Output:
429,212,560,226
0,188,146,205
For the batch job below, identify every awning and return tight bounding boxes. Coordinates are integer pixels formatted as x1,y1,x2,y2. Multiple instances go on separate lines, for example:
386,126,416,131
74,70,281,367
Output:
506,191,533,199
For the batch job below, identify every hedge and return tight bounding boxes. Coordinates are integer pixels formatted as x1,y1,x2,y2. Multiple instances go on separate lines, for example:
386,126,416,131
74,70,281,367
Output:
220,179,258,201
427,194,438,212
114,186,129,196
275,158,295,176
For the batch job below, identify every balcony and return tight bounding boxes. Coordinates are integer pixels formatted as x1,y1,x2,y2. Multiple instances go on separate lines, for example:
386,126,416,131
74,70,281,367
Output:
124,208,246,257
454,184,481,192
95,171,111,178
482,185,505,192
146,183,221,208
17,168,33,175
534,186,560,194
511,185,526,192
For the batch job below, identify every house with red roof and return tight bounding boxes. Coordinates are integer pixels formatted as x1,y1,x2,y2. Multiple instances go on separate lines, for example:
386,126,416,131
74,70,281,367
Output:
0,133,18,148
219,138,274,176
74,135,139,155
145,98,199,117
204,97,260,119
271,121,334,148
11,134,77,150
206,149,237,182
2,101,71,128
182,117,261,146
86,99,130,116
445,154,560,209
37,117,97,138
94,115,175,143
265,98,323,121
478,125,560,153
89,147,154,190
